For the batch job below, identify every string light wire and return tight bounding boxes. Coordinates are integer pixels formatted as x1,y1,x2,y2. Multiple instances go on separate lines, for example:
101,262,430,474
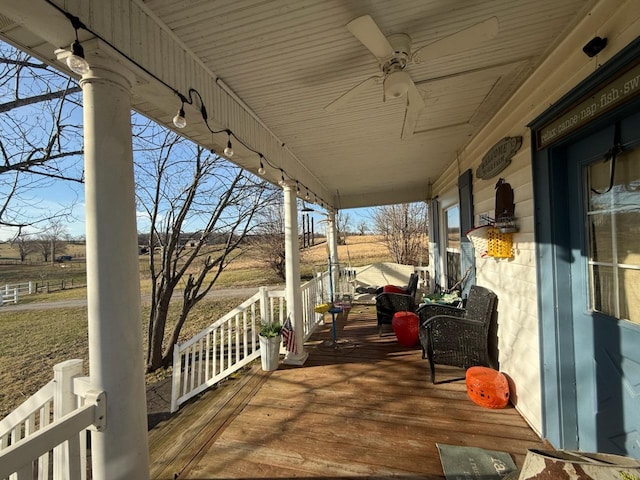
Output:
45,0,330,209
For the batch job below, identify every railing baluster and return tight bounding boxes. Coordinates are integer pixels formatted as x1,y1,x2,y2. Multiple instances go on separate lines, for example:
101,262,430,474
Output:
243,310,248,358
227,319,232,370
204,332,210,382
211,330,218,378
251,303,257,353
188,345,196,392
182,351,189,396
235,314,240,363
219,324,225,375
38,400,51,480
197,338,204,387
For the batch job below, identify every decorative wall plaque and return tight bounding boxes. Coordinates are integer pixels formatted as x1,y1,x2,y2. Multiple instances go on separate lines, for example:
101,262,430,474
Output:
476,136,522,179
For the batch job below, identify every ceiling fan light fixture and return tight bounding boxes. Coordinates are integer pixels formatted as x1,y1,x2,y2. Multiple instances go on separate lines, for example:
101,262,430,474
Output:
383,70,410,99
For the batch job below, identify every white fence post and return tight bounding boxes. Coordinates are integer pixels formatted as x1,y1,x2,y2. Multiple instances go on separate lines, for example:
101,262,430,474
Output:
53,359,84,480
170,346,182,413
28,281,33,295
0,291,3,307
13,288,18,304
258,286,269,324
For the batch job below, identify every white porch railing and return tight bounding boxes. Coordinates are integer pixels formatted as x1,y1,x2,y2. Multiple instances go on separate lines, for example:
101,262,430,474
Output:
0,359,105,480
171,274,329,412
413,265,430,292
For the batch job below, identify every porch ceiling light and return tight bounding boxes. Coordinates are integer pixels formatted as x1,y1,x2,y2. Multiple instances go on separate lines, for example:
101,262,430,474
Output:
173,106,187,128
67,40,90,75
258,154,266,175
224,130,234,157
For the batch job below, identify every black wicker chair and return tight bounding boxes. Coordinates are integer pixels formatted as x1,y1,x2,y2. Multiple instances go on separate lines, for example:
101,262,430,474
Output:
417,285,497,383
374,273,419,336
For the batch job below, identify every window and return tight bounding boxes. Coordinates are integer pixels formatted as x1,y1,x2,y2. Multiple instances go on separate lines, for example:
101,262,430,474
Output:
444,204,461,290
586,148,640,323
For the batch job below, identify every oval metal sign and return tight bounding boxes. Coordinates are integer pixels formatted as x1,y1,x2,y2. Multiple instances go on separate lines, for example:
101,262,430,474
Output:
476,136,522,179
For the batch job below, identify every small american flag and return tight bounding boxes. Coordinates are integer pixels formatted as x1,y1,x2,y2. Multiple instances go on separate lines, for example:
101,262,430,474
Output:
282,316,296,353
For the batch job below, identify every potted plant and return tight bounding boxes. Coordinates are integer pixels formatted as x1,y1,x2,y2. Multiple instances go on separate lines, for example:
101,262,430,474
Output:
258,321,283,371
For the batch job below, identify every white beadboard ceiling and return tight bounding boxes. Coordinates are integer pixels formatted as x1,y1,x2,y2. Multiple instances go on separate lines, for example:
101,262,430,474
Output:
0,0,597,209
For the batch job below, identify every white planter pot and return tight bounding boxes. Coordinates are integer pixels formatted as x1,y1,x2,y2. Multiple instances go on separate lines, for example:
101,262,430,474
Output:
259,335,281,371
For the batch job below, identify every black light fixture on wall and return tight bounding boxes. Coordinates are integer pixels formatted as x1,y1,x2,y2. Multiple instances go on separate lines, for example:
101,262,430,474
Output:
583,36,608,57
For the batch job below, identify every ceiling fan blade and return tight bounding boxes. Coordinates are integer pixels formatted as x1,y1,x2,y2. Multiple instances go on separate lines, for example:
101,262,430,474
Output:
401,80,424,140
346,15,395,59
325,75,382,112
412,17,499,63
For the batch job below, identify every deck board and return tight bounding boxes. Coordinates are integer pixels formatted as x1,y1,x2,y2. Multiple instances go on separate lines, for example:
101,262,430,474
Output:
149,306,548,479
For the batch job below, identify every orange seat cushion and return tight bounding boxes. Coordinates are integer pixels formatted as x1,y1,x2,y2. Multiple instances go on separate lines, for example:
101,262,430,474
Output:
383,285,406,294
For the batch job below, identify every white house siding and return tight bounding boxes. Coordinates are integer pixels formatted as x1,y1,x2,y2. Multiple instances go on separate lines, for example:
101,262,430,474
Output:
430,0,640,436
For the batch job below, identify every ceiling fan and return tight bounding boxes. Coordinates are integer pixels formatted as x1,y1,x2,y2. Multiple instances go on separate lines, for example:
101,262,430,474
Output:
325,15,499,139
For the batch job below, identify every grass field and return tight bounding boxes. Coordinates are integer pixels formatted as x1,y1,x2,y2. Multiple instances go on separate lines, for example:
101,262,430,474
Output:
0,235,396,418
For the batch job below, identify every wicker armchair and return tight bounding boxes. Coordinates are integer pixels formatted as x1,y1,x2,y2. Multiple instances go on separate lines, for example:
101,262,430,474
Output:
417,285,497,383
374,273,419,335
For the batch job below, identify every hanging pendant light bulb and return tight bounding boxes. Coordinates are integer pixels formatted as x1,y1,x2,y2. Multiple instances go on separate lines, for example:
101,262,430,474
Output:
223,130,234,157
67,39,90,75
305,189,310,201
258,155,266,175
173,106,187,128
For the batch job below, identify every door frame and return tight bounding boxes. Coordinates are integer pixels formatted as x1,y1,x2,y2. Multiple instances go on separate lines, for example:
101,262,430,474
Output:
530,38,640,450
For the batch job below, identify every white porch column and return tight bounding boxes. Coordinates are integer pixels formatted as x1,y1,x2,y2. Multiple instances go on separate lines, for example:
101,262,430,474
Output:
326,209,340,293
80,60,149,479
282,181,309,365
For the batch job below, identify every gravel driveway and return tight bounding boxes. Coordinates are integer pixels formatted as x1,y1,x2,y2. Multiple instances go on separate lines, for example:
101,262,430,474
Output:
0,286,280,312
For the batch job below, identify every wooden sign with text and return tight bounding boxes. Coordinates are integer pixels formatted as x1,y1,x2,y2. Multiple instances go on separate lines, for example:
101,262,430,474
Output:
476,136,522,180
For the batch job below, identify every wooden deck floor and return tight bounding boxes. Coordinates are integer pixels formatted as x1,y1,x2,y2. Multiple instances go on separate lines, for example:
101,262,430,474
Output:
149,305,548,479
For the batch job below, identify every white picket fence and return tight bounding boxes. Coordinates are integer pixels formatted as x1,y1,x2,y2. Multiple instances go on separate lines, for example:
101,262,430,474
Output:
171,272,331,412
0,359,105,480
0,282,34,306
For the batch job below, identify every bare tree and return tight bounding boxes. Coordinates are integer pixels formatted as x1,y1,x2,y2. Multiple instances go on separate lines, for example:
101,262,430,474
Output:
371,202,428,265
357,220,368,236
34,219,68,262
11,234,35,262
34,235,52,263
0,41,83,235
134,123,280,372
336,211,351,245
250,199,286,280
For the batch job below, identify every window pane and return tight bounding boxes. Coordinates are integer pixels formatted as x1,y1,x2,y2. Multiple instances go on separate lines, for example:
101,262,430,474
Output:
617,211,640,264
446,251,461,290
619,268,640,324
446,206,460,251
589,265,615,315
444,205,461,290
589,160,614,211
588,213,612,263
587,148,640,323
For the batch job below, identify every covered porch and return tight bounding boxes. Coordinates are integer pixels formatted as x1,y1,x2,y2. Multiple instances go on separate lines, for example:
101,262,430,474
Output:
149,306,547,479
1,0,639,478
